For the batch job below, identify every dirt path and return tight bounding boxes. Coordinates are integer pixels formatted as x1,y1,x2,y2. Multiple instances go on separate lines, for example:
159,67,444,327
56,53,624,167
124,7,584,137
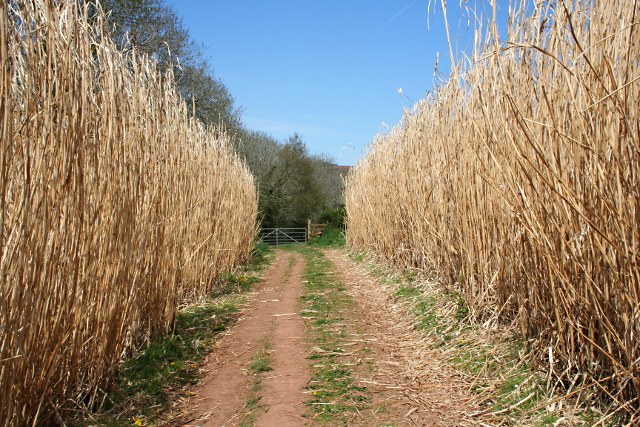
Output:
324,249,478,426
176,247,480,426
179,250,310,426
255,252,309,426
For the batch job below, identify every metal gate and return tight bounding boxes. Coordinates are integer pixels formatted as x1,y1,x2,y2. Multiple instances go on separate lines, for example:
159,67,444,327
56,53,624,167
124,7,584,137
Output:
260,228,307,245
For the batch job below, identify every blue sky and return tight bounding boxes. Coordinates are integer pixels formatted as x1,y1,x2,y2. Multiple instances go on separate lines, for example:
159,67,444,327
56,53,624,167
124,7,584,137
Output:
171,1,504,166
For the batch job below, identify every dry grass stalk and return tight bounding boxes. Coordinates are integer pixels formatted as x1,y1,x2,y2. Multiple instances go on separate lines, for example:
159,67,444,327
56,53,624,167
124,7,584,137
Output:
0,2,257,425
345,0,639,419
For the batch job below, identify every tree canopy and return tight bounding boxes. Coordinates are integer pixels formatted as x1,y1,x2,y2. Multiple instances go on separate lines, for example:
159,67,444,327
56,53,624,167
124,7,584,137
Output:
103,0,241,131
233,132,344,228
103,0,345,228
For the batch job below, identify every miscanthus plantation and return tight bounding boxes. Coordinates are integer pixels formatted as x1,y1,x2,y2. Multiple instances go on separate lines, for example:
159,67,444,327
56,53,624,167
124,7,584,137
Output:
0,2,257,425
346,0,639,421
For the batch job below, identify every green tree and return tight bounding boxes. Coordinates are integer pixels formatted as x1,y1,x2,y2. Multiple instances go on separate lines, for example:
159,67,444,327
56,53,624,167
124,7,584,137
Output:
310,154,344,208
257,135,319,227
102,1,345,227
103,0,196,65
232,130,281,179
103,0,240,130
176,62,241,132
241,134,343,228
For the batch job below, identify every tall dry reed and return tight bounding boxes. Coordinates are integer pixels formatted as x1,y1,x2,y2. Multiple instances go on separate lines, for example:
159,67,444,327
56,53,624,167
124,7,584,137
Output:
0,2,257,425
346,0,639,418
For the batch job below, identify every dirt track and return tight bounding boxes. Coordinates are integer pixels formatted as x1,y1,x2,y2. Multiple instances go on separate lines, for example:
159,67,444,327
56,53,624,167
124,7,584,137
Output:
176,248,478,426
179,251,309,426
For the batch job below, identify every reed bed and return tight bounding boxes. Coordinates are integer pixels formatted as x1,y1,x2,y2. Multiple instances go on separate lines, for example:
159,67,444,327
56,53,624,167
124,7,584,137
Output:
346,0,639,419
0,2,257,425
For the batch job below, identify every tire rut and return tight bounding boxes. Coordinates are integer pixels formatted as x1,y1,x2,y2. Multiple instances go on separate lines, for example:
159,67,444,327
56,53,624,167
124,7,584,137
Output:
179,250,310,426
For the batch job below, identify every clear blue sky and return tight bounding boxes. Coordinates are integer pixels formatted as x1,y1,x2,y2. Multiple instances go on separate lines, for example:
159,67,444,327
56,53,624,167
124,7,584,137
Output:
171,1,505,166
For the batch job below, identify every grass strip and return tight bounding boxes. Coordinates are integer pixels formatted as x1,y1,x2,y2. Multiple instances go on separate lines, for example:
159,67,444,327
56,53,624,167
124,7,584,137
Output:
239,340,274,427
284,245,370,425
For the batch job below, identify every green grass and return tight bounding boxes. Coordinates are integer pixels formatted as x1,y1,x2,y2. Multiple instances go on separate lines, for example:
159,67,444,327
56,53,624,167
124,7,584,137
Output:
446,337,562,423
249,241,272,270
212,241,272,298
392,282,441,333
308,226,346,248
83,296,245,426
413,297,439,331
250,344,273,374
284,245,371,424
213,273,261,297
76,243,272,426
239,341,274,427
394,277,550,421
393,284,421,299
349,251,366,263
